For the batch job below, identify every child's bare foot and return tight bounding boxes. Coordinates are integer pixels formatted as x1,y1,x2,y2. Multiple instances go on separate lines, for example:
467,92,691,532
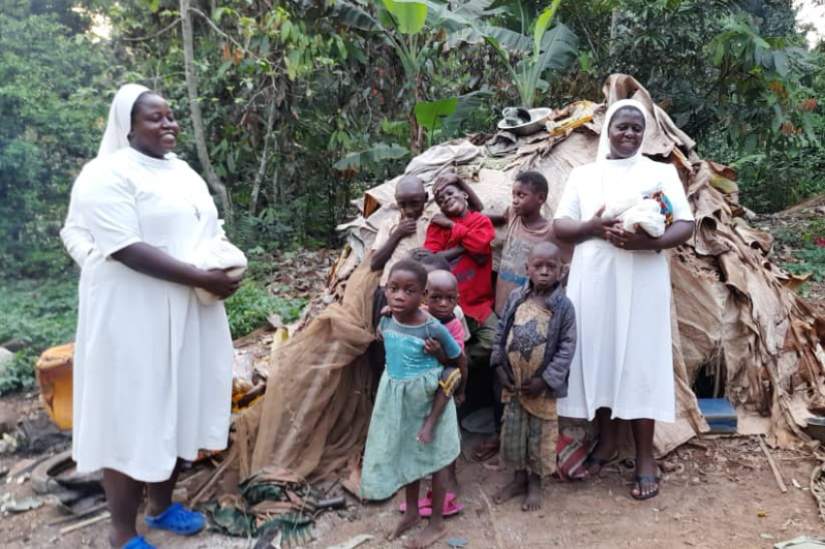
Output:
403,521,446,549
522,474,542,512
493,473,527,504
388,513,420,541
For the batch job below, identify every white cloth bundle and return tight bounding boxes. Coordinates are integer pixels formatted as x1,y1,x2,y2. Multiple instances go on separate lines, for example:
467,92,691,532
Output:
193,235,248,305
604,185,666,238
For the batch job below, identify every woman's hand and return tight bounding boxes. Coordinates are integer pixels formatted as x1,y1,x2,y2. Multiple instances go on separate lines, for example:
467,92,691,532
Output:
431,213,454,229
605,226,657,251
198,269,242,299
584,206,621,239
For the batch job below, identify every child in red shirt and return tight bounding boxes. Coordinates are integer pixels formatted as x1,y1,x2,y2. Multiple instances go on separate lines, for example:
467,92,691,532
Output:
424,173,495,328
425,173,501,461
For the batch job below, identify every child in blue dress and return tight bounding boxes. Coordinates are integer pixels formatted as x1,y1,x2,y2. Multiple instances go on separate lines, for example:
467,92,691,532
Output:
361,259,463,549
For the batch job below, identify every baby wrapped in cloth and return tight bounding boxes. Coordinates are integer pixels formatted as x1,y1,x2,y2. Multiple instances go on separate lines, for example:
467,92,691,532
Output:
603,184,674,237
193,230,247,304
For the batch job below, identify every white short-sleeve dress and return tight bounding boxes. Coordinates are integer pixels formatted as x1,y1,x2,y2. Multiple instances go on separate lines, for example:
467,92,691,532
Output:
554,156,693,422
68,147,234,482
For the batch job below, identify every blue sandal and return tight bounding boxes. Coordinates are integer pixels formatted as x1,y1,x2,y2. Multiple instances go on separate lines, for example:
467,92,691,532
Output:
123,536,156,549
144,502,206,535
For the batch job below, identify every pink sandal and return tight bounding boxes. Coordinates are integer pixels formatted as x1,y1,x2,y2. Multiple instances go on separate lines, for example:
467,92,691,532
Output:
399,491,463,517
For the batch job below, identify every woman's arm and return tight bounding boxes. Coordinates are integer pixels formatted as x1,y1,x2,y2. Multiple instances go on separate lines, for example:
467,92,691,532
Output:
605,219,694,251
554,206,620,244
112,242,240,298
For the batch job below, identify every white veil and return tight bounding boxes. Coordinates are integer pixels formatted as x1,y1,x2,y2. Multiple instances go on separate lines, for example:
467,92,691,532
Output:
96,83,150,158
596,98,649,164
62,83,150,267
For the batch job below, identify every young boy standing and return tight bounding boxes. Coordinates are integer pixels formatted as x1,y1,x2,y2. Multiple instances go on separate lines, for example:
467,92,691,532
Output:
487,170,562,317
492,242,576,512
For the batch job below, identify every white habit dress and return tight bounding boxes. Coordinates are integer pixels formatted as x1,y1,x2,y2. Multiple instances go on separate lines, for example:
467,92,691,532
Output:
554,99,694,422
68,147,234,481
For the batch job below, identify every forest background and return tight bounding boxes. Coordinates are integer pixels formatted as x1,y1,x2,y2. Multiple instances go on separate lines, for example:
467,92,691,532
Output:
0,0,823,392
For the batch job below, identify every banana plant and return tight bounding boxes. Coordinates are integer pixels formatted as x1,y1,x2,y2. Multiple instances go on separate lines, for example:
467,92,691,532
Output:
336,0,435,151
467,0,578,107
336,0,499,151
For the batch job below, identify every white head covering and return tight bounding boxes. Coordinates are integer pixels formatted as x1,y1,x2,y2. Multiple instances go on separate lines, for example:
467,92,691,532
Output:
96,83,150,158
596,99,649,164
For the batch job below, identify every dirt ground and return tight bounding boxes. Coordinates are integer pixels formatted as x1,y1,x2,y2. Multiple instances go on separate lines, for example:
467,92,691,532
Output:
1,401,823,549
3,221,825,548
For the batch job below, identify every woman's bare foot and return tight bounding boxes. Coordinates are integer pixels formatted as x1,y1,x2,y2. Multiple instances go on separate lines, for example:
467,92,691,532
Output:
522,474,542,512
493,472,527,504
388,513,420,541
403,521,447,549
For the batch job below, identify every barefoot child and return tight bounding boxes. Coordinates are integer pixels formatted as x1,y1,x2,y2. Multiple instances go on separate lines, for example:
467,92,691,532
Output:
362,260,463,548
492,242,576,512
477,170,558,462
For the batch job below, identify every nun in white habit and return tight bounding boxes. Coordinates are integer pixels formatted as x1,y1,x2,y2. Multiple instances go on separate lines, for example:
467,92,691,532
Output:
62,84,240,548
553,99,694,501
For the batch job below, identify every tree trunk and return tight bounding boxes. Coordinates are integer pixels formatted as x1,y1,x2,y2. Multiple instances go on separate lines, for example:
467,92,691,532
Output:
249,91,277,215
608,7,621,59
180,0,232,220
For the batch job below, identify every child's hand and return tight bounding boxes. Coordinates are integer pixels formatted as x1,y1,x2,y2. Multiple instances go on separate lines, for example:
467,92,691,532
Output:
417,422,434,444
431,213,454,229
393,218,419,239
380,305,392,316
521,377,546,397
495,367,515,392
424,338,447,363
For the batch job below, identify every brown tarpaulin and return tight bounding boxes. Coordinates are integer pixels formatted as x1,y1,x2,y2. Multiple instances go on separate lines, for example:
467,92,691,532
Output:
238,74,825,485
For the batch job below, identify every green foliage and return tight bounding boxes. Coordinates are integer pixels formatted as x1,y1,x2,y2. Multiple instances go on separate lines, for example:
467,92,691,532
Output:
414,97,459,144
382,0,428,34
0,276,77,394
224,278,306,339
468,0,579,107
0,1,114,277
708,14,817,152
333,143,410,173
783,246,825,284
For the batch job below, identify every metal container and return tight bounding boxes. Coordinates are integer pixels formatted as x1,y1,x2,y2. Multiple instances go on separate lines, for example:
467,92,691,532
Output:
497,107,552,136
805,416,825,442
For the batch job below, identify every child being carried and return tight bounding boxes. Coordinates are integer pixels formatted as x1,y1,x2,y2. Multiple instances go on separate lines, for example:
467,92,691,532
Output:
603,183,674,238
361,260,465,548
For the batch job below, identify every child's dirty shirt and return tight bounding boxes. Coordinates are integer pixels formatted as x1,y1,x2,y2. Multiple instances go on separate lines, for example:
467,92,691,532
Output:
371,212,429,286
501,299,556,420
495,209,555,316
